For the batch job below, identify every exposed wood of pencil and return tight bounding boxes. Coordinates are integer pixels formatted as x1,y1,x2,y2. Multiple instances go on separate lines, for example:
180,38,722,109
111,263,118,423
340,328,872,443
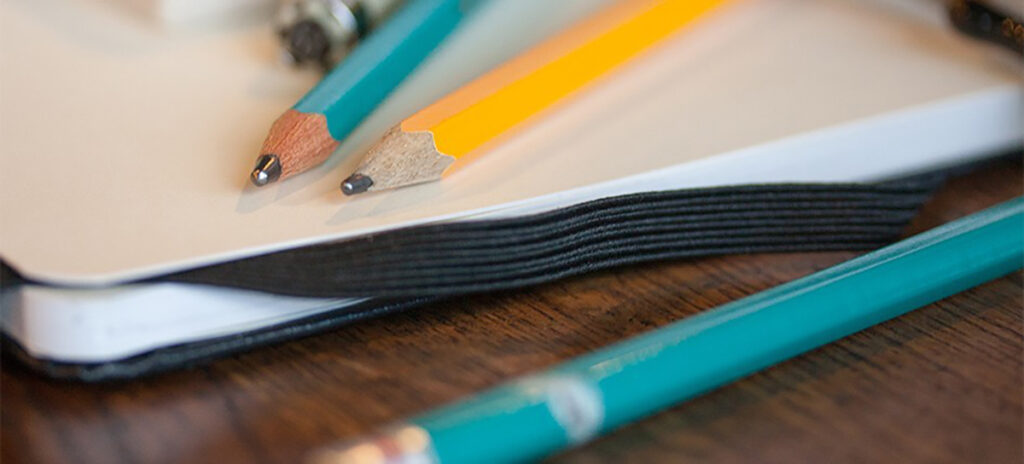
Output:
351,126,454,193
259,109,339,179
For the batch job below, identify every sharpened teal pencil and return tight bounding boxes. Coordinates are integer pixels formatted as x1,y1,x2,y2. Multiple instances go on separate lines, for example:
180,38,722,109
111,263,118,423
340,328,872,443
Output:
251,0,486,187
309,196,1024,464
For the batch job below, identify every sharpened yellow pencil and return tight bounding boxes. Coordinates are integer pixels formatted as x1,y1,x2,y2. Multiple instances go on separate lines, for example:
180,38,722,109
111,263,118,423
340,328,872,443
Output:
341,0,731,195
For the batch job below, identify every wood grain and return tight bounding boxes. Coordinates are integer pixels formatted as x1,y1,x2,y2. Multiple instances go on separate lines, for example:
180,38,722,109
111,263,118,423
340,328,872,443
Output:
259,109,339,178
354,125,454,193
2,158,1021,464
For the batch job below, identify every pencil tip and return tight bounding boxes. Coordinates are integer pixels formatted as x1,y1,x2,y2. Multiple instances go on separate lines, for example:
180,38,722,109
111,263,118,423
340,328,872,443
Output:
341,174,373,196
250,154,282,187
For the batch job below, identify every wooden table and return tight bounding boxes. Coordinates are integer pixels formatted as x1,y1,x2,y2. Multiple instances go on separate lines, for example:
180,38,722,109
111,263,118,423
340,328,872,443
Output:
3,158,1021,464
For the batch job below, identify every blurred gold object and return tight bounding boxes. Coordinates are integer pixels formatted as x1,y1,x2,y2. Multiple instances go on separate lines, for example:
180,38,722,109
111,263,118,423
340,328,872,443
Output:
306,425,436,464
276,0,405,69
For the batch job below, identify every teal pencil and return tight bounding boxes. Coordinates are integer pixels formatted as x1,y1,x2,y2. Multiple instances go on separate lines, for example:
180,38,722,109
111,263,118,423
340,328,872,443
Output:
251,0,486,187
310,196,1024,464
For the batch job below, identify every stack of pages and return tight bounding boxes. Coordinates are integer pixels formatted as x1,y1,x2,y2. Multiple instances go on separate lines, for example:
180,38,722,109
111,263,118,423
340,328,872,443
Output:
1,0,1021,379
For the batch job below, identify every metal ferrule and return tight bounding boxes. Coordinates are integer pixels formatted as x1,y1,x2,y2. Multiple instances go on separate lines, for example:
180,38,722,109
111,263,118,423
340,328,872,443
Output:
276,0,405,69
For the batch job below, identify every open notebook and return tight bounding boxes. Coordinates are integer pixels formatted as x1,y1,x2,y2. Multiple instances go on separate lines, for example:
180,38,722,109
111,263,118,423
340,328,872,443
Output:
1,0,1021,375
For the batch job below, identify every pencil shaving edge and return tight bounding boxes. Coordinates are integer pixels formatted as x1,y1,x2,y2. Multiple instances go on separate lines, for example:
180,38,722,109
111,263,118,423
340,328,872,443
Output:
351,126,454,193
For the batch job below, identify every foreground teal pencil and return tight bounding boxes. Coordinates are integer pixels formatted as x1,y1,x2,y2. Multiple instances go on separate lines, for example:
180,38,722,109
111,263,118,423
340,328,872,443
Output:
251,0,486,186
310,196,1024,464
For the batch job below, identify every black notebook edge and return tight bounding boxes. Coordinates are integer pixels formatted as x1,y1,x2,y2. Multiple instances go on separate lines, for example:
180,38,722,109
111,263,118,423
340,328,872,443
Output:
3,153,1019,382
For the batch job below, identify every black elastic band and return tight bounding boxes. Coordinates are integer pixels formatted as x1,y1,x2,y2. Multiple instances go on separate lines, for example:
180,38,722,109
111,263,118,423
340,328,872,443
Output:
166,176,940,297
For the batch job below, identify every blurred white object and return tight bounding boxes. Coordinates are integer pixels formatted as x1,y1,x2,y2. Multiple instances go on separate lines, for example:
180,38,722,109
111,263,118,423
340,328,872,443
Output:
118,0,276,27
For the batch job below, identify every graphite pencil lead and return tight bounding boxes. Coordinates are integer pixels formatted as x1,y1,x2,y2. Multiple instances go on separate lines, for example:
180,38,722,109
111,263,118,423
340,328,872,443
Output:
341,174,374,196
250,154,282,187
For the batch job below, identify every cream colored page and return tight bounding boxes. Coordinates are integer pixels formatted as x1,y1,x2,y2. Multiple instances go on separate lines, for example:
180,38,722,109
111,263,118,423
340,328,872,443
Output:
0,0,1020,286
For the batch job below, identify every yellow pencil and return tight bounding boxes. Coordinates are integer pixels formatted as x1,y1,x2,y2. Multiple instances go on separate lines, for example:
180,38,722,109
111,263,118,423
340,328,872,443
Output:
342,0,730,195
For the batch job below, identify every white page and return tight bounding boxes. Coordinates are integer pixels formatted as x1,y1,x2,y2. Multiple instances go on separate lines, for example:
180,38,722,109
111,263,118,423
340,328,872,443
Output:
0,283,362,362
1,0,1021,287
111,0,276,28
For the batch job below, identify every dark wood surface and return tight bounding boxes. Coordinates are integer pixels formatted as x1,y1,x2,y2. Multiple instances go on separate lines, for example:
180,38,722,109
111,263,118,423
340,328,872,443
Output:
2,159,1022,464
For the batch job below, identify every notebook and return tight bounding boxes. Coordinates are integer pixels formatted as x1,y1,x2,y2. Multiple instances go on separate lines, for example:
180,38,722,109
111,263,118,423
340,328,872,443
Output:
1,0,1021,378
